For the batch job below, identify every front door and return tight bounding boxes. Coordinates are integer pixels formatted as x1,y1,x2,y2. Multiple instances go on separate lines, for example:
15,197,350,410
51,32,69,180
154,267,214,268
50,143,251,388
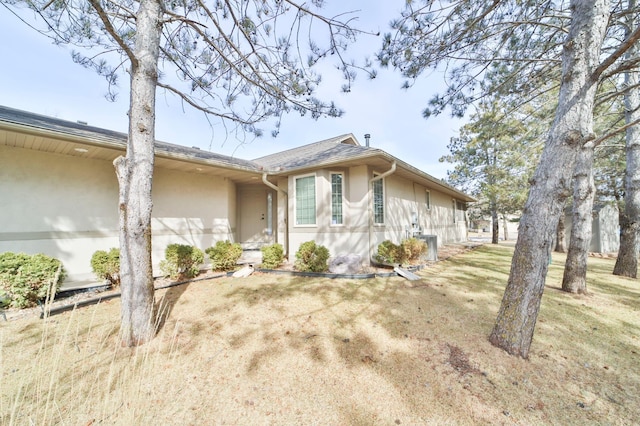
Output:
238,186,274,249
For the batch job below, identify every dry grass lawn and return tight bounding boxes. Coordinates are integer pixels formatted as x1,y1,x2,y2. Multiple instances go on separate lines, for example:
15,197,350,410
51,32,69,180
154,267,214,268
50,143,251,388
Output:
1,244,639,425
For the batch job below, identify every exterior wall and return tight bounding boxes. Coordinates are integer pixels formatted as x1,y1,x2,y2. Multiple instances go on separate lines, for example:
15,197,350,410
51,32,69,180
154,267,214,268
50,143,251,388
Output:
565,204,620,253
596,205,620,253
274,177,289,255
287,165,468,264
151,168,235,265
424,189,468,244
370,172,468,252
287,165,370,264
0,145,236,288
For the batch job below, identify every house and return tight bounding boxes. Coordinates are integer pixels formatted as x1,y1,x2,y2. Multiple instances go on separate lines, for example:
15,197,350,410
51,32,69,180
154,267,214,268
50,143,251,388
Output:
565,204,620,253
0,105,475,288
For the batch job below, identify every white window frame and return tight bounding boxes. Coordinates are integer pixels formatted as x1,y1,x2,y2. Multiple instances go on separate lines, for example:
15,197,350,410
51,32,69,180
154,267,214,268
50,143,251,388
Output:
425,190,431,211
294,173,317,226
373,173,385,225
330,172,344,226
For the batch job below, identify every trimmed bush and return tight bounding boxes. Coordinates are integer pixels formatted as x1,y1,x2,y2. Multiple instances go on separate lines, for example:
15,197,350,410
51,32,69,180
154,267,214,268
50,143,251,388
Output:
374,240,403,264
294,241,330,273
0,290,10,309
160,244,204,280
90,248,120,287
374,238,428,265
402,237,428,263
261,243,284,269
205,240,243,272
0,252,65,308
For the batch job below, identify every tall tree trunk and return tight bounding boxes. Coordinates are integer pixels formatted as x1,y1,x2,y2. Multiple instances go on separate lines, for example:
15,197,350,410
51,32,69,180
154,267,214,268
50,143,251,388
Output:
489,0,610,358
115,0,163,347
562,145,595,294
502,215,509,241
615,208,636,276
492,205,499,244
555,212,567,252
614,1,640,278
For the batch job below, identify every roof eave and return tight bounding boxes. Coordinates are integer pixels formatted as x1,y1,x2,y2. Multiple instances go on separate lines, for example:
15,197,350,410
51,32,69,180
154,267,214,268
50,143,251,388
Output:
1,119,264,175
264,149,475,203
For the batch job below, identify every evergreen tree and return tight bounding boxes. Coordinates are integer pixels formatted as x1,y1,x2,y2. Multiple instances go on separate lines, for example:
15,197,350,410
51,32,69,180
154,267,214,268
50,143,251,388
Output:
381,0,640,357
5,0,369,346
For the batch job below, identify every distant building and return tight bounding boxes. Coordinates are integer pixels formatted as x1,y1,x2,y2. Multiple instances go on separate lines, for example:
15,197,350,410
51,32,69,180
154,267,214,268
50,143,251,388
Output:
565,204,619,253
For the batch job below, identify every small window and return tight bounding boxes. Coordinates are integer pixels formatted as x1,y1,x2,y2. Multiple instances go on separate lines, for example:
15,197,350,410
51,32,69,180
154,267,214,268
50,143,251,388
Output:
453,199,466,224
457,200,466,222
425,190,431,210
295,175,316,225
373,175,384,224
453,199,457,223
331,173,343,225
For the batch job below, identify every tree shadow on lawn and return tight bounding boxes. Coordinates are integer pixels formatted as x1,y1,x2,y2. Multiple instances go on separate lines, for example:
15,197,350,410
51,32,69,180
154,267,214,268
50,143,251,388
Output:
208,266,521,421
210,245,637,421
155,282,191,333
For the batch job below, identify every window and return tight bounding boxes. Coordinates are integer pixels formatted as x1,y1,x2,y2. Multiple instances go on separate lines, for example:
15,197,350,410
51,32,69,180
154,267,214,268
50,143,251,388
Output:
453,199,457,223
425,190,431,210
457,200,467,223
453,199,466,223
331,173,343,225
295,175,316,225
373,175,384,224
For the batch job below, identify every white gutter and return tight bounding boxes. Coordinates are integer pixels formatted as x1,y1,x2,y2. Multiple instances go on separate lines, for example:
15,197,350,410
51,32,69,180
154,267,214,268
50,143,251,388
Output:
262,173,289,257
369,161,397,182
368,161,396,265
262,173,287,195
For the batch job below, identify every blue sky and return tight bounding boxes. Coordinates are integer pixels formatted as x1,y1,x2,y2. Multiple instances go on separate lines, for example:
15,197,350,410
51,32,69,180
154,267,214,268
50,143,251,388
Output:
0,2,466,180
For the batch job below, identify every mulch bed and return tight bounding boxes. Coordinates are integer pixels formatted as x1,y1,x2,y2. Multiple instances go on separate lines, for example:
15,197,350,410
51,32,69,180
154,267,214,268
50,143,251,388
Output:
1,243,483,322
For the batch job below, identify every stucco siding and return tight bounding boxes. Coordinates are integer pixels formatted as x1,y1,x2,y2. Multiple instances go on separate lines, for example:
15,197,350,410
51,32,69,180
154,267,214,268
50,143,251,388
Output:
565,204,620,253
151,168,235,270
426,190,468,244
0,145,236,288
1,145,120,286
374,173,467,247
287,165,370,263
286,165,468,264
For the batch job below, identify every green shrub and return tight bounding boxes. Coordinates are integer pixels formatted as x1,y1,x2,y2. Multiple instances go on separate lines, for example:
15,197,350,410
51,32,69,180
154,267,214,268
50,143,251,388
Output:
294,241,329,273
160,244,204,280
90,248,120,287
374,240,403,264
374,238,428,265
402,238,428,263
0,252,65,308
205,240,243,272
261,243,284,269
0,290,10,308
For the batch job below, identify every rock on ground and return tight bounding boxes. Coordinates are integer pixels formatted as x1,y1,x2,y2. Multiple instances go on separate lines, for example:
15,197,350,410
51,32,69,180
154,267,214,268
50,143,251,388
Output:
329,254,363,274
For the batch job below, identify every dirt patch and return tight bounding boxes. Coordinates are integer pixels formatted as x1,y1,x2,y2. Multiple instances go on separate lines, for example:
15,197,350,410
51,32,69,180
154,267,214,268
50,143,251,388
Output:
446,343,479,376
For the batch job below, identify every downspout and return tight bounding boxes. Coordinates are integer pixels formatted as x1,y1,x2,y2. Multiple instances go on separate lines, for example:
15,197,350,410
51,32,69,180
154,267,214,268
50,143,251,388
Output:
368,161,397,262
262,173,289,257
262,173,287,195
369,161,397,183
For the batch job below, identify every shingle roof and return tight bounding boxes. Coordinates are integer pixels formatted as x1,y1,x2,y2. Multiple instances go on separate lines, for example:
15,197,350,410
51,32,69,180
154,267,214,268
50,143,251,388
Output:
253,134,376,170
0,105,474,201
0,105,261,172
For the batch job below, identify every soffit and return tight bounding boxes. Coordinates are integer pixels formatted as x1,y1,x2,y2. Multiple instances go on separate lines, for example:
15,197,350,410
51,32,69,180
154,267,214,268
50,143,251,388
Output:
0,121,264,185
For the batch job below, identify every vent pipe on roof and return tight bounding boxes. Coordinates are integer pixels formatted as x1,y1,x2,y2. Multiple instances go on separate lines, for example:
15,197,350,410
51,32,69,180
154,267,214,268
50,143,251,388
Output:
364,133,370,147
